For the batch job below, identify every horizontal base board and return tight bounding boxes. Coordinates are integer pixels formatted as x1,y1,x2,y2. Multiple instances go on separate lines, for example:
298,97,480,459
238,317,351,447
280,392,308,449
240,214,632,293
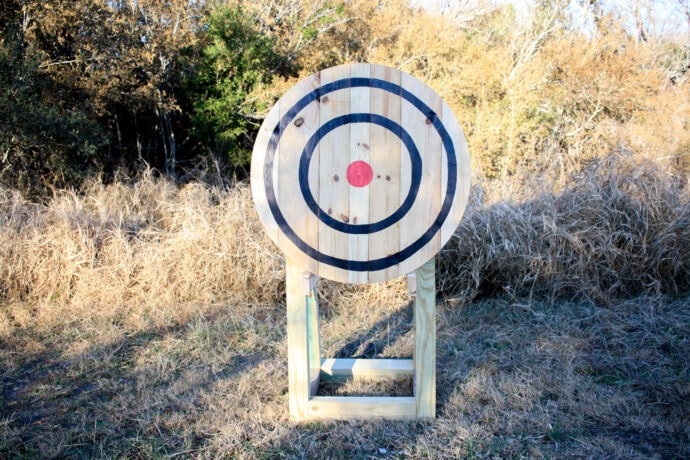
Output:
320,358,414,381
309,359,417,418
308,396,417,419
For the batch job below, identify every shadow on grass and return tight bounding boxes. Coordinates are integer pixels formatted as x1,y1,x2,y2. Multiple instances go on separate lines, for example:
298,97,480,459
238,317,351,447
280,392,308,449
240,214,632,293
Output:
332,301,414,359
0,307,277,458
3,292,688,458
286,297,688,459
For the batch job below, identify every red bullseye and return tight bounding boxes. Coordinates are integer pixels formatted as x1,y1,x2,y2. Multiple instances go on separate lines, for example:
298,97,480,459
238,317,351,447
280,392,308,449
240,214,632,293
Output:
346,160,374,187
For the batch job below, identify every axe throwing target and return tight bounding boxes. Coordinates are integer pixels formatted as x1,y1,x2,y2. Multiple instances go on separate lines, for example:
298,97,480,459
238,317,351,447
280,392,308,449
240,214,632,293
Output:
251,63,471,284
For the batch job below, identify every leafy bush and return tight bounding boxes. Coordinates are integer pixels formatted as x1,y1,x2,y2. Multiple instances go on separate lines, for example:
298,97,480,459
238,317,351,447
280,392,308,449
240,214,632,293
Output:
186,5,285,168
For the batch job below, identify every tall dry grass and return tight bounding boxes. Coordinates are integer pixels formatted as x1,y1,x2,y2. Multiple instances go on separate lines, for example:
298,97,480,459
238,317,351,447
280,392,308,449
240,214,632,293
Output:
2,151,688,338
439,151,690,305
0,170,284,332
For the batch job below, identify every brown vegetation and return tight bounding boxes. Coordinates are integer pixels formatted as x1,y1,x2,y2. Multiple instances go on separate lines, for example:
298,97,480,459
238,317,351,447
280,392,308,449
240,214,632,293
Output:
1,150,688,457
1,0,689,458
439,152,690,305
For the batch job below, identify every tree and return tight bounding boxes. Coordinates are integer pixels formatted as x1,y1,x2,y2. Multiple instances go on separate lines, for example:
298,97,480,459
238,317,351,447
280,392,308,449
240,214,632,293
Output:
25,0,204,175
185,4,285,168
105,0,204,175
0,0,106,197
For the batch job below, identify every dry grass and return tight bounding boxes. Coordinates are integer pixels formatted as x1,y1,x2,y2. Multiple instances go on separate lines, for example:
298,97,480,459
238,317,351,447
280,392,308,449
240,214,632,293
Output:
0,169,285,333
1,152,689,458
439,151,690,305
1,290,687,458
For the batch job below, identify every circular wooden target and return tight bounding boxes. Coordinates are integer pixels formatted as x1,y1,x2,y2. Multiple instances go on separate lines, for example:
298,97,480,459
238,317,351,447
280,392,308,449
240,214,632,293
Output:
251,63,471,284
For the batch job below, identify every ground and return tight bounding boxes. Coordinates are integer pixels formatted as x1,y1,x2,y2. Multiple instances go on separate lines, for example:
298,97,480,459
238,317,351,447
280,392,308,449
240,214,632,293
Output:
1,287,688,458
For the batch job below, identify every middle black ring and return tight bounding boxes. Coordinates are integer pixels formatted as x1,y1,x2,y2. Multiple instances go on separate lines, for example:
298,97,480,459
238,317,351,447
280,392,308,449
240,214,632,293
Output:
298,113,423,235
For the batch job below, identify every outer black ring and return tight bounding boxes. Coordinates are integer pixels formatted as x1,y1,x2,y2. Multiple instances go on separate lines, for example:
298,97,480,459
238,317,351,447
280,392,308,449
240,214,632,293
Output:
298,113,422,234
263,77,457,272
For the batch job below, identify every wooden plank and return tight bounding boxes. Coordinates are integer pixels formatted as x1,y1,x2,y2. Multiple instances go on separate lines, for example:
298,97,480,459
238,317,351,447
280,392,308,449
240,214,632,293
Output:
413,257,436,418
368,65,402,282
399,72,443,276
308,396,417,419
440,100,471,244
317,64,351,282
277,72,321,274
286,260,310,419
406,272,417,296
347,63,371,284
250,101,282,244
320,358,413,381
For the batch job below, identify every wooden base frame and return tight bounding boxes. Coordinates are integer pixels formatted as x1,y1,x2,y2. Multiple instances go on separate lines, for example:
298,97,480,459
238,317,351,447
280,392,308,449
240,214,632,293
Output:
286,258,436,420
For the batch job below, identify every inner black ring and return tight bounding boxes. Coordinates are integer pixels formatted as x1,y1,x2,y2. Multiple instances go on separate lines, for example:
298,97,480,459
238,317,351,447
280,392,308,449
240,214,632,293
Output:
298,113,422,234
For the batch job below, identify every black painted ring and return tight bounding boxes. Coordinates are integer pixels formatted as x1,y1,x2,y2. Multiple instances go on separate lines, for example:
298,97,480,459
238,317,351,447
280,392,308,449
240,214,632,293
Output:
263,77,457,272
298,113,422,234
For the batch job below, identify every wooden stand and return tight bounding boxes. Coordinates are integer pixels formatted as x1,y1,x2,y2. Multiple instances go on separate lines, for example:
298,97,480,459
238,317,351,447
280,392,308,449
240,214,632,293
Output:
286,257,436,420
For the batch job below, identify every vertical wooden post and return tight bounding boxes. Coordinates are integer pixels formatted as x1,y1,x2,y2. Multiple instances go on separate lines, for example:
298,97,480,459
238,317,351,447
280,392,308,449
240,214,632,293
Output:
414,257,436,418
286,260,310,419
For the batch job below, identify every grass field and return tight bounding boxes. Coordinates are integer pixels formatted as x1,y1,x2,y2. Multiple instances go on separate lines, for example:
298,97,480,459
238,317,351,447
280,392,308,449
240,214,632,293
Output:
1,153,689,458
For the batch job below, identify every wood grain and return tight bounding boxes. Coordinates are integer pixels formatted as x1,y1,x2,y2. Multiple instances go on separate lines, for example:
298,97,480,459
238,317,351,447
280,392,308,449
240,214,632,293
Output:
317,65,351,281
